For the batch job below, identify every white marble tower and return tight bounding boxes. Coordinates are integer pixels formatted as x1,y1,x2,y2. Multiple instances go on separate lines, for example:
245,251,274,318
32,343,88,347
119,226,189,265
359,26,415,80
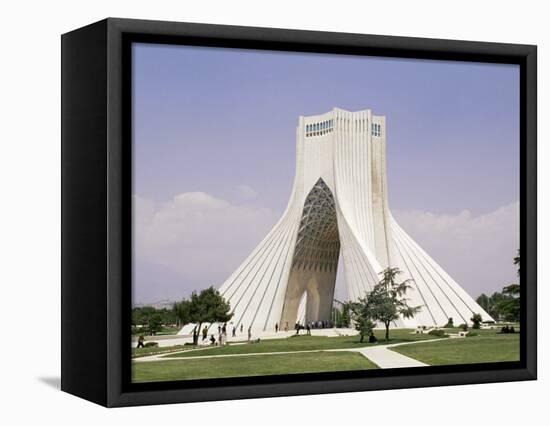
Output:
208,108,493,332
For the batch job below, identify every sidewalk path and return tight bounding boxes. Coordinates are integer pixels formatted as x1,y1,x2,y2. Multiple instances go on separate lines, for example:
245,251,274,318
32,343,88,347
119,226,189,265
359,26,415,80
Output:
136,348,319,362
353,345,427,368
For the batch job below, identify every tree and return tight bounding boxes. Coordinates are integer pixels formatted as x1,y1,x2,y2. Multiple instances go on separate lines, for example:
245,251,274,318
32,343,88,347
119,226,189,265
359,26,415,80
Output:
333,300,352,328
146,313,163,335
132,306,169,335
443,317,454,328
499,249,520,322
500,284,520,322
476,293,490,314
476,249,521,322
175,287,233,345
173,299,191,327
503,284,520,297
158,308,178,326
349,299,375,343
368,267,422,341
487,291,510,320
475,291,508,322
470,313,482,329
132,306,155,327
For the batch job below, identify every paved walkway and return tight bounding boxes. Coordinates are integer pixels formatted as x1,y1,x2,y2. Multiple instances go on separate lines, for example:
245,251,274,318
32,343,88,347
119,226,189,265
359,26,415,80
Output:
134,338,437,368
136,348,320,362
351,342,428,368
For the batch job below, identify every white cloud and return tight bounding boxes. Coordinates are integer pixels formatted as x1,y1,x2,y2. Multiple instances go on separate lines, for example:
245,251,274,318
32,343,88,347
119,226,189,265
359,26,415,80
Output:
133,192,278,302
393,201,520,297
237,184,258,199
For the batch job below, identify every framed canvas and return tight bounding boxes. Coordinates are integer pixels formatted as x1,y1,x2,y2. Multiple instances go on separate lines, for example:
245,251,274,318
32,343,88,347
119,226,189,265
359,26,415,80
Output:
61,18,537,407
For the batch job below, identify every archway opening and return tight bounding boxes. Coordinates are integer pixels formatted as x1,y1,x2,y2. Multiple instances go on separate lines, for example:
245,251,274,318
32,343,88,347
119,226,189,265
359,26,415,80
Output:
280,178,340,326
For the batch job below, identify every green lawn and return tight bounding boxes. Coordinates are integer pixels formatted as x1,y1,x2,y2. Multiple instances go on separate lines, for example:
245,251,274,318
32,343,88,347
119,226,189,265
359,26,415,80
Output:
391,331,520,365
133,351,378,382
164,329,439,359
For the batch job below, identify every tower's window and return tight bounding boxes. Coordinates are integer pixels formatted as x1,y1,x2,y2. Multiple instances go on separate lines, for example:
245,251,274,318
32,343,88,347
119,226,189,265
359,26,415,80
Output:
304,119,337,138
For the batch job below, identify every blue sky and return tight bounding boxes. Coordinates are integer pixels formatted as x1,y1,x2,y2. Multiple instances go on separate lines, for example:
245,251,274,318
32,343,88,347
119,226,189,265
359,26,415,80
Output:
132,43,520,304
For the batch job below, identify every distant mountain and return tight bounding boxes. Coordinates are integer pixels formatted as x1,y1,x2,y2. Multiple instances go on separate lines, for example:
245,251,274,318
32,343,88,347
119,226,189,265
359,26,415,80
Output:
133,299,176,310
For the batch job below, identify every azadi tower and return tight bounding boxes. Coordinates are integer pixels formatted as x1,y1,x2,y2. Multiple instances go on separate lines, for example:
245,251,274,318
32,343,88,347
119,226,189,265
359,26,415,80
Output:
216,108,493,332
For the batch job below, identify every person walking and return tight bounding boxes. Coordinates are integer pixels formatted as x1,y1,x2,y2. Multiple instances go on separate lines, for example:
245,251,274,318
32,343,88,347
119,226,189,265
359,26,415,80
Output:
306,323,311,335
222,323,227,345
136,335,145,348
232,325,236,337
247,326,252,342
275,323,279,333
202,325,208,341
240,323,244,333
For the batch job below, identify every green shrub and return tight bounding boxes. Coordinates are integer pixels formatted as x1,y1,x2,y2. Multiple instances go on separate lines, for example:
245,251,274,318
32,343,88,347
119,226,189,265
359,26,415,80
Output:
443,317,454,328
458,323,468,331
144,341,158,348
471,313,483,329
428,329,447,337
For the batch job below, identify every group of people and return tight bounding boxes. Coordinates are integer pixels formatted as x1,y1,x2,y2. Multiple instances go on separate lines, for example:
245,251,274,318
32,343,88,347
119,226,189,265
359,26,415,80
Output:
286,320,336,335
307,320,333,329
196,318,344,346
292,322,310,335
201,322,254,345
500,325,516,334
274,322,290,333
273,320,334,334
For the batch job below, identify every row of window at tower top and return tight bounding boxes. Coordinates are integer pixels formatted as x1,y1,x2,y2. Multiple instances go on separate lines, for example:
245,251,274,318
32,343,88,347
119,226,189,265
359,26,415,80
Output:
305,119,335,136
305,118,383,138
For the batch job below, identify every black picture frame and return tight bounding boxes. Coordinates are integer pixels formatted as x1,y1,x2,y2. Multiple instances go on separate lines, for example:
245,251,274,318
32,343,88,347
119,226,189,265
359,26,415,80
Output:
61,17,537,407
